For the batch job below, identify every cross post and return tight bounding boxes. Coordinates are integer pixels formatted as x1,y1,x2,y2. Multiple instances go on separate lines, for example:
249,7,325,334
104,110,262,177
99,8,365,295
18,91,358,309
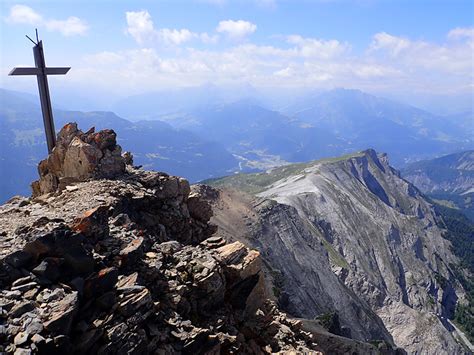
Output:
9,32,70,154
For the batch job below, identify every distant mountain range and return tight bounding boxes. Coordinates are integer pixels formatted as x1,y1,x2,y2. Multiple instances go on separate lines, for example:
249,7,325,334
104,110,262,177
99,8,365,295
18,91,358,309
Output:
1,87,472,203
402,150,474,221
134,88,473,165
0,89,238,202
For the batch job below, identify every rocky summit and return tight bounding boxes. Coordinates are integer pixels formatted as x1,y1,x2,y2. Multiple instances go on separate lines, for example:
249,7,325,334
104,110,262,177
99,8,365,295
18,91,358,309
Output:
31,123,130,197
0,123,329,354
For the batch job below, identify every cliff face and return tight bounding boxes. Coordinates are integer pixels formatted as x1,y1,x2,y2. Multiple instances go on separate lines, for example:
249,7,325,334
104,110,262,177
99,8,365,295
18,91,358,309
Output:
208,150,471,354
0,124,322,354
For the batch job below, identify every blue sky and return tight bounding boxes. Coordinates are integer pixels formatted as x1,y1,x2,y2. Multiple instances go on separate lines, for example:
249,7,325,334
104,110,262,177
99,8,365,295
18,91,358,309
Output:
1,0,473,111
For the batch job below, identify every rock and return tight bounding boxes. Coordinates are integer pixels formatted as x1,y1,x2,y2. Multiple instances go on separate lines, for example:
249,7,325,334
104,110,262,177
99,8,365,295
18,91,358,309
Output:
84,267,118,298
14,331,29,345
10,301,35,318
201,236,226,249
116,272,138,289
32,258,61,282
71,206,109,240
216,242,247,265
187,185,216,222
0,123,343,355
5,250,32,268
119,238,144,265
22,227,94,276
31,334,45,344
25,319,43,335
31,123,126,196
74,328,103,353
11,282,38,292
69,277,84,295
11,276,32,287
157,241,182,255
44,292,78,335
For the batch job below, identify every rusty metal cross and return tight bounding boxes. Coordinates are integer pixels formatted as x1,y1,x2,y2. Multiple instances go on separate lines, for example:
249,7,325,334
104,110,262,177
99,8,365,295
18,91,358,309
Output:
9,30,70,154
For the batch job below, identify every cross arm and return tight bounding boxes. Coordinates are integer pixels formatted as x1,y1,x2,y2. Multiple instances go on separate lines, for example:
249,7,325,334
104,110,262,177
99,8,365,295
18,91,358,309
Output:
9,67,70,76
9,67,40,75
45,67,70,75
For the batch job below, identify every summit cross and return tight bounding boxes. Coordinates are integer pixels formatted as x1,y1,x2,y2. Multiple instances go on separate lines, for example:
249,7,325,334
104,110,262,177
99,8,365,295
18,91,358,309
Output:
9,30,70,154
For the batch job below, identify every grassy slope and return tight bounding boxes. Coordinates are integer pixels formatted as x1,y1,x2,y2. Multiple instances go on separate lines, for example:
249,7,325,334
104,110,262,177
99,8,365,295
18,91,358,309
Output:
205,151,365,195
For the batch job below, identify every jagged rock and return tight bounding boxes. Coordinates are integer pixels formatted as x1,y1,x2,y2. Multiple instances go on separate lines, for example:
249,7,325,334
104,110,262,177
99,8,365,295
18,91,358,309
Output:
71,206,109,240
188,185,215,222
43,291,78,335
32,123,126,197
119,237,144,265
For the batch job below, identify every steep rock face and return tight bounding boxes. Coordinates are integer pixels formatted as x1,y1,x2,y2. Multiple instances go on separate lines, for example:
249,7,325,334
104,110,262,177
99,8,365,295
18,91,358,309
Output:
207,188,394,344
208,150,470,354
0,123,324,354
31,123,127,197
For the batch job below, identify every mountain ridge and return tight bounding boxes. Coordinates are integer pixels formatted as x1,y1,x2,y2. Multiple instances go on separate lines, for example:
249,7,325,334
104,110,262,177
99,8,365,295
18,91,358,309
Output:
207,149,473,353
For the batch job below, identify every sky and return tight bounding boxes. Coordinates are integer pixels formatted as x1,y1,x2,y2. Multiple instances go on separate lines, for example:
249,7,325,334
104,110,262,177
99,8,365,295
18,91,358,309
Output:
1,0,473,112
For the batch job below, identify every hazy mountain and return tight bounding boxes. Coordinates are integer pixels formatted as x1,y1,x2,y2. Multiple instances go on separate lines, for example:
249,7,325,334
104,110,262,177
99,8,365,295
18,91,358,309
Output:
112,83,264,121
284,89,473,164
156,89,472,167
163,99,348,169
0,88,239,203
207,149,474,353
2,86,472,202
402,150,474,221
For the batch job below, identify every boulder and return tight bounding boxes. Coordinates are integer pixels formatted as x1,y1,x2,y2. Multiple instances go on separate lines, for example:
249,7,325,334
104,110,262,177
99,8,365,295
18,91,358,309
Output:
31,123,126,197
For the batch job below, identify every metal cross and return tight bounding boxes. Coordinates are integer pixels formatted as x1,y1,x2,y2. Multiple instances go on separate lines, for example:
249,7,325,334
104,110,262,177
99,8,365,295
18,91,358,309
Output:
9,30,70,154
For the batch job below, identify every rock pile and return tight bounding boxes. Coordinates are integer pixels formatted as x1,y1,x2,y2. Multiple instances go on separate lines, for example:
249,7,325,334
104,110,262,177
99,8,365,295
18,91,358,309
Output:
0,123,321,354
31,123,128,197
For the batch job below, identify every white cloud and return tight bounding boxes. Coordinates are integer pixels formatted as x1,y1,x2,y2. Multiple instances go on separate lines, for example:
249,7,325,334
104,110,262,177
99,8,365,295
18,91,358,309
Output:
370,32,410,56
6,4,42,25
45,17,89,37
125,10,217,46
287,35,349,58
5,5,88,36
158,28,195,45
217,20,257,40
125,10,155,44
68,26,473,97
369,31,473,75
447,27,474,40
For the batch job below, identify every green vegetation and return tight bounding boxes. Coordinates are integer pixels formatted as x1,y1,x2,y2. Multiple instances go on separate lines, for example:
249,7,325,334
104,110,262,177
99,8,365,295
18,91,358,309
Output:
430,192,474,222
434,203,474,341
204,161,312,194
205,151,366,195
303,218,350,269
320,237,350,269
316,312,337,330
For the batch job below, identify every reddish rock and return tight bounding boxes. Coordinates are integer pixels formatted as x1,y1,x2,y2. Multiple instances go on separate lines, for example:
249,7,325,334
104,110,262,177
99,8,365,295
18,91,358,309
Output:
71,206,109,240
31,123,126,197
